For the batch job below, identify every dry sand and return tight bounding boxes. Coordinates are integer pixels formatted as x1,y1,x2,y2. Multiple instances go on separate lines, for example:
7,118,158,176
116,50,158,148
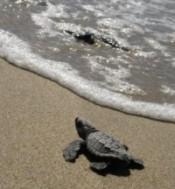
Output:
0,58,175,189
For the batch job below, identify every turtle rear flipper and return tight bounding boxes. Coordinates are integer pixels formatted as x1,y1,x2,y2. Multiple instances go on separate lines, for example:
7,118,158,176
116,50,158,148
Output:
63,139,85,162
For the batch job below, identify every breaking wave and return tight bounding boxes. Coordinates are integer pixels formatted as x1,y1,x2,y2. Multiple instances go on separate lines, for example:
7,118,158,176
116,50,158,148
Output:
0,0,175,122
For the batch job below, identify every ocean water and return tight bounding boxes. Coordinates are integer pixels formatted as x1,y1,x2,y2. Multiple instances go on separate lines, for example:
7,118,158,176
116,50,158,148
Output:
0,0,175,122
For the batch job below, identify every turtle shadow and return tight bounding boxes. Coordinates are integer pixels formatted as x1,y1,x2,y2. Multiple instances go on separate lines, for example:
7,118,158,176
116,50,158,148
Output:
82,150,144,177
91,164,131,177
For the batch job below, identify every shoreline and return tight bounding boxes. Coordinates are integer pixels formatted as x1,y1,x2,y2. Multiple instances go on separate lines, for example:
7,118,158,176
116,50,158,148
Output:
4,57,175,125
0,58,175,189
0,30,174,123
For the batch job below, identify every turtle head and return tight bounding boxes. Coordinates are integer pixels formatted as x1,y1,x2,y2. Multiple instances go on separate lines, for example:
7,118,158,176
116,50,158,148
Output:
75,117,97,140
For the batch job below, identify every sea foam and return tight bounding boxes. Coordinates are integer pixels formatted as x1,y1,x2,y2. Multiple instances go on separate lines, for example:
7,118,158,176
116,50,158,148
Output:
0,29,175,122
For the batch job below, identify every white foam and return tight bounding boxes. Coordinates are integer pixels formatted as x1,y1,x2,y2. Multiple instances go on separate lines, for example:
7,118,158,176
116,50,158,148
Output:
15,0,33,4
161,85,175,96
145,38,167,52
31,2,82,38
82,4,105,17
42,2,69,19
83,55,145,95
14,0,34,7
1,29,175,122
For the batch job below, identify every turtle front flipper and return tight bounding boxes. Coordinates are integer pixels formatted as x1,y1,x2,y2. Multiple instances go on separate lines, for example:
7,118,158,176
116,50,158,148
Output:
63,139,85,162
90,161,109,171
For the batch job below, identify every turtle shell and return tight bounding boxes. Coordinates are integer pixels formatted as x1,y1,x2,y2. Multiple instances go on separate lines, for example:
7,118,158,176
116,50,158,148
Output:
86,131,130,162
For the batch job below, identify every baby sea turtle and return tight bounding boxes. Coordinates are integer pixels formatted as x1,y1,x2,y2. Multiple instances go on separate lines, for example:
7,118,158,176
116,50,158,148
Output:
65,30,95,45
63,117,144,172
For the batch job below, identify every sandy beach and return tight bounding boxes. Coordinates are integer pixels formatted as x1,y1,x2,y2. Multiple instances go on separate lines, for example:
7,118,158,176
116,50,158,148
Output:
0,58,175,189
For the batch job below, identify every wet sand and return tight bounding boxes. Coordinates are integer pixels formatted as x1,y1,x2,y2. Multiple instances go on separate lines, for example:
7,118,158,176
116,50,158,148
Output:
0,58,175,189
